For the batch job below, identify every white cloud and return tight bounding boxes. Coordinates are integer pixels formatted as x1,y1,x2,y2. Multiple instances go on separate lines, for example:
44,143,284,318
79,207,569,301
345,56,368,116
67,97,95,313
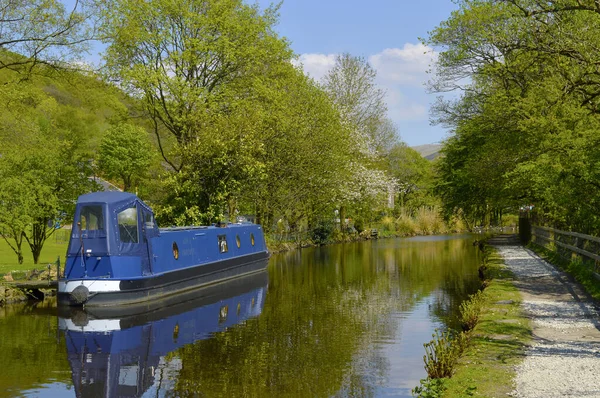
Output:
369,43,437,86
295,43,438,123
294,53,336,82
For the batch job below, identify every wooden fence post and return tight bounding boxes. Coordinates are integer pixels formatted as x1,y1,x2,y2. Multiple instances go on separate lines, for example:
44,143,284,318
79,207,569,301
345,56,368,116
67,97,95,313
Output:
519,216,531,244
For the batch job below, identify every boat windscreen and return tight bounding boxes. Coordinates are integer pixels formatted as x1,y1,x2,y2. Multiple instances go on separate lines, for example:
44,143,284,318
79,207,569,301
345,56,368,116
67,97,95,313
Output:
79,205,105,235
68,205,107,254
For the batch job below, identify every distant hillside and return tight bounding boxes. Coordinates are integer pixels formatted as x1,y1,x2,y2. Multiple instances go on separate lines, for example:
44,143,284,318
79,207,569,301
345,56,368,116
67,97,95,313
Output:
412,144,442,160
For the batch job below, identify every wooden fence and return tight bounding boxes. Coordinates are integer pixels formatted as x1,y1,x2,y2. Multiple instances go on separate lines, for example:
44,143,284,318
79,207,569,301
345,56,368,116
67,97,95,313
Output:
532,225,600,277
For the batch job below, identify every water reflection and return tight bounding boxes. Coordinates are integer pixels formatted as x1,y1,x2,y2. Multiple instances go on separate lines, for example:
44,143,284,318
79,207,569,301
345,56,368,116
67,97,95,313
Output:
58,272,268,398
2,235,480,398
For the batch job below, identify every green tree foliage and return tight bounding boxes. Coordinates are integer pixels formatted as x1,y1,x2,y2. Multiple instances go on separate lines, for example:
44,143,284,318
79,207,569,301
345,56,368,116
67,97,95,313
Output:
98,123,155,192
100,0,299,225
385,143,435,211
100,0,396,235
0,178,33,264
0,0,95,75
251,67,353,232
101,0,291,168
0,139,95,264
0,66,124,264
427,0,600,233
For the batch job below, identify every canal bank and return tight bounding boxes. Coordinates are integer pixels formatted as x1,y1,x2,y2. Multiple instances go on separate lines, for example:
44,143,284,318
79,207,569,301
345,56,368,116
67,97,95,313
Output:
439,239,600,397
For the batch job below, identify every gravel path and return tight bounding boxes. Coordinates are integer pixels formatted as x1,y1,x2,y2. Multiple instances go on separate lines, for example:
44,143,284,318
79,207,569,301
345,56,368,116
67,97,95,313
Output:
496,245,600,398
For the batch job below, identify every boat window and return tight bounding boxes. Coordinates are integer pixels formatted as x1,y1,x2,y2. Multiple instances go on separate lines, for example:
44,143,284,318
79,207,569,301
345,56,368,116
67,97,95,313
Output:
219,305,228,323
218,235,228,253
236,235,241,248
142,208,158,238
117,206,139,244
250,233,255,246
79,206,104,232
172,242,179,260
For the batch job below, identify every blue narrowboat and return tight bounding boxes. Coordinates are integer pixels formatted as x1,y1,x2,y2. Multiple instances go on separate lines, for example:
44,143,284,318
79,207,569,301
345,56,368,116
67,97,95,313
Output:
59,271,267,397
58,191,269,307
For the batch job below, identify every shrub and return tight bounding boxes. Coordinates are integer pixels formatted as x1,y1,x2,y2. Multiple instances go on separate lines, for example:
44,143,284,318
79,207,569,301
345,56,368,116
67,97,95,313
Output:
415,207,448,235
423,329,469,379
412,377,447,398
459,290,485,331
381,216,396,232
396,211,417,236
311,222,334,245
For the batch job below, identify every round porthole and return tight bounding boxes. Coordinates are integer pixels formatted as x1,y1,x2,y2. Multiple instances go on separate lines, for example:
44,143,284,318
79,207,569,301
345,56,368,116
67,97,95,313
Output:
219,305,228,323
172,242,179,260
250,233,255,246
236,235,241,248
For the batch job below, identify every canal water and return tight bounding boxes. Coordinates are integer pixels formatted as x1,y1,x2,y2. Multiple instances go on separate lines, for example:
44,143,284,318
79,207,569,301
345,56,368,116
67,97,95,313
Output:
0,234,481,398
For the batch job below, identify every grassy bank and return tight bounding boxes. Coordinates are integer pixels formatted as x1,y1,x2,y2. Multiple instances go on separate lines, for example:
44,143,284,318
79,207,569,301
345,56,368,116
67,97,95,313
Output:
0,230,68,275
415,247,531,397
528,242,600,301
441,248,531,397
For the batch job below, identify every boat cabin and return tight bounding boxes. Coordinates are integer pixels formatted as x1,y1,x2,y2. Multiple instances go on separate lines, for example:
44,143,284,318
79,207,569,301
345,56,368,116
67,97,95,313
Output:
64,191,267,282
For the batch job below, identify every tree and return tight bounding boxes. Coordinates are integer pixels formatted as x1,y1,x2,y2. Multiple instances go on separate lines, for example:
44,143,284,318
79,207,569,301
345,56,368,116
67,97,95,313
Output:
0,0,95,75
426,0,600,232
101,0,292,170
0,140,95,264
0,78,98,264
322,53,397,228
0,177,33,264
98,123,155,192
385,143,434,211
323,53,393,157
101,0,296,224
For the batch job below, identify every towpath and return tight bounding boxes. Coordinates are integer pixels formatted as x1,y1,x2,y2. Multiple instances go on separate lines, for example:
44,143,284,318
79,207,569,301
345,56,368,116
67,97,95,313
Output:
490,238,600,397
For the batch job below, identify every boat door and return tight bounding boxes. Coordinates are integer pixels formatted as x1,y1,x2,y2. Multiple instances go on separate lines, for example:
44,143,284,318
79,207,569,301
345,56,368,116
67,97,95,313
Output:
116,204,153,276
140,207,157,276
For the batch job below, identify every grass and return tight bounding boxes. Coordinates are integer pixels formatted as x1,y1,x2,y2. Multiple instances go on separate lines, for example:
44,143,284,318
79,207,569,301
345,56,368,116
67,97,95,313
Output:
439,248,531,398
0,230,69,275
528,242,600,301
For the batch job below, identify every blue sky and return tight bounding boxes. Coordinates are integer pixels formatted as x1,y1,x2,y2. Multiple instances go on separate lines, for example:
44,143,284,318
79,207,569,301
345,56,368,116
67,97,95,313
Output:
254,0,459,146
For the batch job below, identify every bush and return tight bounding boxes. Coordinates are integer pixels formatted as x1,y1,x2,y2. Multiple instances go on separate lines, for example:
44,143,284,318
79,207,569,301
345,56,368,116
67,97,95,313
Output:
396,211,417,236
415,207,448,235
502,214,519,228
311,222,334,245
412,377,447,398
353,218,365,233
380,216,396,232
459,290,485,331
423,329,469,379
448,215,467,233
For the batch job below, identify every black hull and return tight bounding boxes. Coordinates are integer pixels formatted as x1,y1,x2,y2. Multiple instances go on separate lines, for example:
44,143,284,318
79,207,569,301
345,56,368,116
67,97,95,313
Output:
58,270,268,322
58,251,269,307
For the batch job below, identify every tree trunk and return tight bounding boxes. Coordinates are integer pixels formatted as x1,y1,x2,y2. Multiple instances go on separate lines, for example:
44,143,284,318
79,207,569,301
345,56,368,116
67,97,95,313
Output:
1,228,25,264
228,196,237,223
25,220,51,265
339,205,346,232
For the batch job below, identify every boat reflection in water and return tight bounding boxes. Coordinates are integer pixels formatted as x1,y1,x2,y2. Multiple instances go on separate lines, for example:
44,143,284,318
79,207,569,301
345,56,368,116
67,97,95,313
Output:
58,271,268,397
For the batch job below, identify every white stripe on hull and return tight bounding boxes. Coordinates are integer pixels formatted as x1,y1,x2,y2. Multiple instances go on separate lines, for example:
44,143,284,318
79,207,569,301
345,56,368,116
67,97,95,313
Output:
59,317,121,332
59,280,122,293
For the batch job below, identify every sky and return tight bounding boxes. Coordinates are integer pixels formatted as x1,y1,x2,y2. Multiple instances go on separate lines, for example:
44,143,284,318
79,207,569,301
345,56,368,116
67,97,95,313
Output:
253,0,460,146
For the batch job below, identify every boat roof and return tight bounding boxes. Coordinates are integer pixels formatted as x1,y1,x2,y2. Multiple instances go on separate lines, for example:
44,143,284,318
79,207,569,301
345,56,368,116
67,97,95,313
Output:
77,191,138,206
